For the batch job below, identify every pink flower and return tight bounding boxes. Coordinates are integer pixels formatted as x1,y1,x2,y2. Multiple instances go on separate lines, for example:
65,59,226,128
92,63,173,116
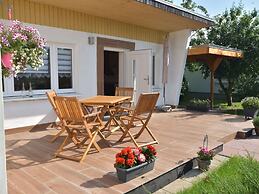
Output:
133,149,140,156
138,153,146,163
1,53,13,69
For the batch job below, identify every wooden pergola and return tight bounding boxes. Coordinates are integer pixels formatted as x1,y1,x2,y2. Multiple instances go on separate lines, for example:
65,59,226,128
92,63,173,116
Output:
187,44,243,109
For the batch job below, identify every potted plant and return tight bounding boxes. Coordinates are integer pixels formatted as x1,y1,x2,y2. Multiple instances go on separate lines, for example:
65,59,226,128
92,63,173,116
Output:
197,147,214,171
253,117,259,135
186,99,210,112
196,135,214,171
0,20,46,77
241,97,259,119
114,145,157,182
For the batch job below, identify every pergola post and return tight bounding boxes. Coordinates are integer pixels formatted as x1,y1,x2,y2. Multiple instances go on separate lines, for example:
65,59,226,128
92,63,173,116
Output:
210,70,215,109
0,50,8,194
208,57,223,109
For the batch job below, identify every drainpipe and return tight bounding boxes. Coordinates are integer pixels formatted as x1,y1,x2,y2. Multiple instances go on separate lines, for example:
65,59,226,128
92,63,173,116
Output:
0,50,8,194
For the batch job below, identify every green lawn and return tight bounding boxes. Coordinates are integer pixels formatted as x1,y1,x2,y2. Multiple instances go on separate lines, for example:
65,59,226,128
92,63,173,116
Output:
178,156,259,194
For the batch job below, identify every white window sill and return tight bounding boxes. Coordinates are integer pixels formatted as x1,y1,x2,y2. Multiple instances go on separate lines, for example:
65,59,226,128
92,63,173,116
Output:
3,92,82,103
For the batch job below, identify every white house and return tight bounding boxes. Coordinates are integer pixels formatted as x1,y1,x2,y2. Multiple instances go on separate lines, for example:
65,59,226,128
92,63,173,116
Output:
0,0,215,192
0,0,213,131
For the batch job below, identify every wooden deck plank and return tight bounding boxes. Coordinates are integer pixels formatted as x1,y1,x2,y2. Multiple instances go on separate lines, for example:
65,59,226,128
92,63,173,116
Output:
5,110,253,193
8,170,50,194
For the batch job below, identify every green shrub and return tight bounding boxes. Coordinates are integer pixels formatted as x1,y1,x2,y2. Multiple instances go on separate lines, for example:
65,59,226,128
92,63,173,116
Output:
241,97,259,109
180,77,189,98
235,75,259,100
253,117,259,128
187,99,210,112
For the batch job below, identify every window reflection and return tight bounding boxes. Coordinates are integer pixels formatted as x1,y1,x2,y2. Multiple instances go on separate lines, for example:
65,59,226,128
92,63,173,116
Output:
14,47,51,91
58,48,72,89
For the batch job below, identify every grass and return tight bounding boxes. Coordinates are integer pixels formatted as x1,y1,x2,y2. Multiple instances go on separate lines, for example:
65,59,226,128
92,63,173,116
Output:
178,156,259,194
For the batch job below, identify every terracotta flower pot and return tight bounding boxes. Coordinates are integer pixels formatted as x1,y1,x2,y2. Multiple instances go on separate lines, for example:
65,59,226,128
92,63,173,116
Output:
1,53,12,69
197,158,211,171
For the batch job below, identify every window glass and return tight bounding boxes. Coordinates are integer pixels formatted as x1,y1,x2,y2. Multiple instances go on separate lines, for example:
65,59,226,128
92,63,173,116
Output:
58,48,72,89
14,47,51,91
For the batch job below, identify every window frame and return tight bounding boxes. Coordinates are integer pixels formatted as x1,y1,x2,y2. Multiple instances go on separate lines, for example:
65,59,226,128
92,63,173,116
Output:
2,42,75,97
55,44,75,93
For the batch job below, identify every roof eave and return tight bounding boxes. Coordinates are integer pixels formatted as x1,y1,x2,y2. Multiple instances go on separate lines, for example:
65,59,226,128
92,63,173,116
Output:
136,0,215,27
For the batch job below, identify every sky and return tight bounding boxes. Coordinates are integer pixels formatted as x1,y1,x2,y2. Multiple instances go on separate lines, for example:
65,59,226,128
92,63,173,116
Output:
173,0,259,16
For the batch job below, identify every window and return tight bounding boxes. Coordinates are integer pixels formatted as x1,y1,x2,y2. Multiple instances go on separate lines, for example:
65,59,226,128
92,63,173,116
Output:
14,47,51,91
58,48,73,89
2,43,74,97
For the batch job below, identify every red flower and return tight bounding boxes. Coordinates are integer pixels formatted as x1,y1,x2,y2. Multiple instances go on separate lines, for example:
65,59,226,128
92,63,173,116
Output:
147,145,156,155
116,157,125,165
116,153,121,158
126,159,134,167
126,147,132,153
121,149,128,156
128,153,135,159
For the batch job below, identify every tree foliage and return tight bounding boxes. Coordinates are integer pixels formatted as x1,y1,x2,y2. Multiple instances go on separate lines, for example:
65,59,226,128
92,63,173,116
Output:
181,0,208,16
189,4,259,105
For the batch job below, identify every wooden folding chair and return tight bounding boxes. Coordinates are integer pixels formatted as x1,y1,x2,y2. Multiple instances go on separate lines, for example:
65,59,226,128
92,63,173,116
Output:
118,93,159,148
46,90,66,142
54,96,103,162
115,87,134,107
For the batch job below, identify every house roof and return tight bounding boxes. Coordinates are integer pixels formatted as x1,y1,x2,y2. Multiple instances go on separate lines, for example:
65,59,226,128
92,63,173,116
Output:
29,0,215,32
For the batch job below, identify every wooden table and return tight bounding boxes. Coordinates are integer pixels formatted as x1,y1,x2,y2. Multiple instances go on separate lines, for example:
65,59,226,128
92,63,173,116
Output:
80,95,131,140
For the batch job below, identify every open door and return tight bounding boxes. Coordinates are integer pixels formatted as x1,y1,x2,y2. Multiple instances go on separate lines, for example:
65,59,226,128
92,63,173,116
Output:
125,49,152,103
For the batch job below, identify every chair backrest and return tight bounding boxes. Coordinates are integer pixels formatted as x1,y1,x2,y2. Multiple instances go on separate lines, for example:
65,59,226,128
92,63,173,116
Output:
54,96,85,123
134,93,159,115
46,90,63,121
115,87,134,99
46,90,57,110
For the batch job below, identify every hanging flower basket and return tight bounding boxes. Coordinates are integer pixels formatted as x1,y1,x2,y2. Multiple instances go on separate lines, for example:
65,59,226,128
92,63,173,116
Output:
0,20,46,77
114,146,157,182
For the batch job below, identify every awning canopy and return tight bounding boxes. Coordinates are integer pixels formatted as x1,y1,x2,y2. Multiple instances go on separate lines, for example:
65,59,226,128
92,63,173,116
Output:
29,0,214,32
188,44,243,63
187,44,243,109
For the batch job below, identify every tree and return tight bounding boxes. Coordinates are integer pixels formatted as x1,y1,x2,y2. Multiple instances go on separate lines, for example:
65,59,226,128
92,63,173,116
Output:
181,0,208,16
189,5,259,106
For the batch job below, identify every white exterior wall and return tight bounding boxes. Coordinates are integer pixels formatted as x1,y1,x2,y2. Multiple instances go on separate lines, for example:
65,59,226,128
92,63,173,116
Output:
185,69,221,94
3,22,167,130
165,29,192,105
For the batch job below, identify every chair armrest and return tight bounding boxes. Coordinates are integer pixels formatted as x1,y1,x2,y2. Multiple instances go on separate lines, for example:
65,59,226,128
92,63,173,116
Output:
121,107,135,112
83,111,101,118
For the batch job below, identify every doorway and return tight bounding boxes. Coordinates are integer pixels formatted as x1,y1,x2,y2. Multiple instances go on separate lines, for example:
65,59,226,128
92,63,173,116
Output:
97,37,135,95
104,51,119,95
